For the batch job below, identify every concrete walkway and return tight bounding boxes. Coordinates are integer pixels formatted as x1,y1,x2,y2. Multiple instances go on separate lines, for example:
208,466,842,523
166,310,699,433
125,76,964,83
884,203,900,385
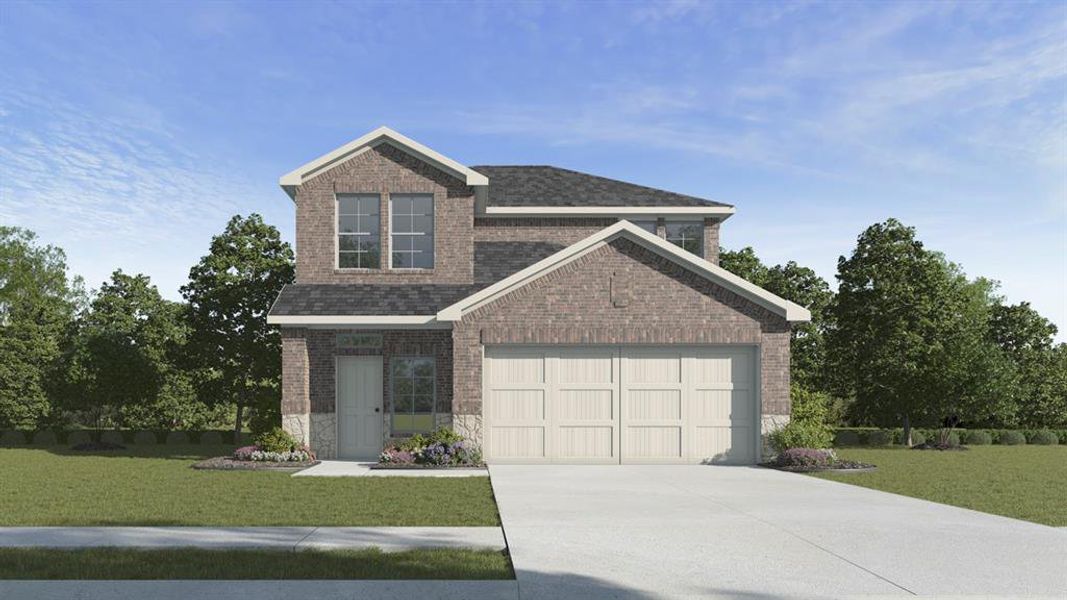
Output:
0,581,519,600
490,464,1067,599
0,526,506,552
293,461,489,477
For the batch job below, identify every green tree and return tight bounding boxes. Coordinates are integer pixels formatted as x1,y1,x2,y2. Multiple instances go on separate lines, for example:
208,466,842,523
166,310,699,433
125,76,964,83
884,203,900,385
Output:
0,227,82,429
828,219,1015,442
181,214,294,441
63,271,190,427
720,248,834,392
988,302,1066,427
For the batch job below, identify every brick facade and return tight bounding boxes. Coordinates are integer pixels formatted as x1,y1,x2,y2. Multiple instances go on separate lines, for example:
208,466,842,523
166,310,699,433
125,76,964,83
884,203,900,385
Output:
294,144,475,284
452,237,791,425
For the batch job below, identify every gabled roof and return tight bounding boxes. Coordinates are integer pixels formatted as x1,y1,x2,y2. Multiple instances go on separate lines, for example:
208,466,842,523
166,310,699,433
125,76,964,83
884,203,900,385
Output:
437,221,811,322
278,126,489,199
471,165,731,209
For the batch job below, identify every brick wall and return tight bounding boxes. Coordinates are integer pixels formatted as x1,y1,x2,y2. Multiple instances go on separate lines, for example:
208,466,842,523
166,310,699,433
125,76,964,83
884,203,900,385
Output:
473,217,617,244
453,237,791,417
294,144,475,284
704,218,720,265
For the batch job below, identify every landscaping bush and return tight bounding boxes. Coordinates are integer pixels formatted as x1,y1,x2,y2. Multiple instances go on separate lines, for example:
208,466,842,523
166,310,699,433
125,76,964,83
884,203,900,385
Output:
379,428,483,467
66,431,93,446
32,431,58,445
165,431,190,445
133,431,157,445
253,427,298,453
776,448,836,468
198,431,224,445
769,421,833,452
909,431,927,446
866,429,893,446
100,431,126,445
833,429,862,446
0,431,26,446
1029,430,1059,445
963,430,992,445
997,430,1026,445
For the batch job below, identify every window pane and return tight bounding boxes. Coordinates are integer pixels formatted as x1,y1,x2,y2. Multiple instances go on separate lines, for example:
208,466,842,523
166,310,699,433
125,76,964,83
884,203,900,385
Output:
411,196,433,214
414,378,434,396
392,252,409,268
338,196,360,215
666,221,703,256
392,359,412,379
339,235,360,251
394,377,413,398
339,215,361,234
413,215,433,234
392,214,412,233
391,195,412,215
412,359,434,377
414,395,434,413
411,248,434,269
629,220,657,234
339,252,360,268
357,196,379,216
412,234,434,253
393,393,414,413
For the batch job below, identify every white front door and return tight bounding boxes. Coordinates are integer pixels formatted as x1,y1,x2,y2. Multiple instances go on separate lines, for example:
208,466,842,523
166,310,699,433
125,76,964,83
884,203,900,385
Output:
336,356,383,460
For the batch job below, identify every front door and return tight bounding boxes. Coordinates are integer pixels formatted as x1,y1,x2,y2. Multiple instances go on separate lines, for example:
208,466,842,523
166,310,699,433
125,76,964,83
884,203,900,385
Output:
336,356,383,459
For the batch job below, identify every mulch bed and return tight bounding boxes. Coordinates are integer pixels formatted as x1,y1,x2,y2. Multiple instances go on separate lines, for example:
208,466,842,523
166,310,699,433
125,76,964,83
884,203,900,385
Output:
191,456,320,471
762,460,877,473
71,442,127,451
911,442,969,451
370,463,487,470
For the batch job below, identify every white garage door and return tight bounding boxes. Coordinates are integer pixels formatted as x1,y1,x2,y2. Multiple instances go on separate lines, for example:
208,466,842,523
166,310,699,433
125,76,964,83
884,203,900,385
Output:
484,346,757,464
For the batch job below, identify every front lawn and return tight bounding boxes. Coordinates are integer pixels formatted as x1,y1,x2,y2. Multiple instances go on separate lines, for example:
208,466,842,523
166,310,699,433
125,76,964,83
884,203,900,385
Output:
0,446,499,526
0,547,513,579
812,445,1067,526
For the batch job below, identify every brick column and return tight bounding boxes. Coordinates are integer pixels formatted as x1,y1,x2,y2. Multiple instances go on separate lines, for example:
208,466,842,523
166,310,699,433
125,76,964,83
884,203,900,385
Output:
280,328,310,445
704,218,720,265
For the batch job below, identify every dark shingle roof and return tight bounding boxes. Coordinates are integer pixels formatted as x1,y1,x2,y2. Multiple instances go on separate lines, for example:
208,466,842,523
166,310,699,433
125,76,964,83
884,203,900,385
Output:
269,284,481,316
470,165,730,208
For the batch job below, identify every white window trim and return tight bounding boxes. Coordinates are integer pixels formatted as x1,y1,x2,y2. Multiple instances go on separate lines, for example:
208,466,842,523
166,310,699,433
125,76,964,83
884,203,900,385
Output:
388,193,435,271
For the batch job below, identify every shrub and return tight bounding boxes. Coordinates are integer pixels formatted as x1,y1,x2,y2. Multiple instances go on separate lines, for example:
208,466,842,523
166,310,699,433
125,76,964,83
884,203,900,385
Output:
100,431,126,445
396,434,428,453
769,421,833,453
198,431,224,445
867,430,893,446
908,431,927,446
133,431,157,445
253,427,297,453
380,430,483,467
790,386,832,425
833,429,862,447
166,431,190,445
33,431,58,445
776,448,836,468
233,445,258,461
963,430,992,445
1,431,26,446
1029,430,1059,445
997,430,1026,445
426,427,464,446
66,431,93,446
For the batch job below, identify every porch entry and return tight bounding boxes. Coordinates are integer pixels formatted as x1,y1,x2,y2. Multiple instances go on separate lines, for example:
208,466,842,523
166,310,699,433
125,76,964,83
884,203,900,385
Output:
336,355,384,460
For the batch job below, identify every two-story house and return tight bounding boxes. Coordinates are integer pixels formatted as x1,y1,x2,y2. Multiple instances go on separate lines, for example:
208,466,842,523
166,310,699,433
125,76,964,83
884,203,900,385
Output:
268,127,810,465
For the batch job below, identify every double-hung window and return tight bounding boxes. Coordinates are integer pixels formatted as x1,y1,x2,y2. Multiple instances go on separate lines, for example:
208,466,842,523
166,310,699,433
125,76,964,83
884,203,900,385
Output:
390,194,434,269
337,194,381,269
391,357,435,434
665,221,703,256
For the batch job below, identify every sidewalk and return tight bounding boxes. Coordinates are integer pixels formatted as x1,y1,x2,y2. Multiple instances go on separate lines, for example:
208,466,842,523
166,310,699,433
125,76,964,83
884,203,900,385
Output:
0,526,506,552
0,581,519,600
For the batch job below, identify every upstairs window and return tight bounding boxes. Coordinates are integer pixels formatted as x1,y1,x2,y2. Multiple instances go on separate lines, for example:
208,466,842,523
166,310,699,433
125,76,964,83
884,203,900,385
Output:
337,194,381,269
629,220,657,235
666,221,703,256
390,194,434,269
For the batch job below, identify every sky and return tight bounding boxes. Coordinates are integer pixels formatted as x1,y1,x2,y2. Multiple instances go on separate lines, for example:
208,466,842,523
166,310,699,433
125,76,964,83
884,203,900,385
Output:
1,1,1064,340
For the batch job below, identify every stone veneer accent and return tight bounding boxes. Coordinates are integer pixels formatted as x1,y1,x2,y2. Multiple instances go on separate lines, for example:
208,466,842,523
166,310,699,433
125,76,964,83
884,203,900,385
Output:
281,328,453,458
293,144,475,285
452,237,791,448
282,413,309,446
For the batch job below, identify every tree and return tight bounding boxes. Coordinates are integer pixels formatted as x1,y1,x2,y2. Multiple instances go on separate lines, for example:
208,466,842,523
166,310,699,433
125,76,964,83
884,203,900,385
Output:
988,302,1066,427
827,219,1015,443
61,271,190,427
720,247,834,393
181,214,294,441
0,227,82,429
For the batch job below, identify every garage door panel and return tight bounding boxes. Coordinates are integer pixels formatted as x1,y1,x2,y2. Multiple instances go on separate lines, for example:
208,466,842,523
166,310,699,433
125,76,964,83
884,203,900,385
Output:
625,426,682,458
490,426,545,458
692,426,753,464
492,389,545,421
624,352,681,383
557,349,615,384
691,389,753,422
557,426,614,458
491,350,546,384
692,350,752,385
558,389,614,420
625,389,681,421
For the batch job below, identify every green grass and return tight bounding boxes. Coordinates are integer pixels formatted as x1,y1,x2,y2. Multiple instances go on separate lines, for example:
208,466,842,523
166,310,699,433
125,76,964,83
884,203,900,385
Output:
812,445,1067,526
0,446,500,526
0,547,514,580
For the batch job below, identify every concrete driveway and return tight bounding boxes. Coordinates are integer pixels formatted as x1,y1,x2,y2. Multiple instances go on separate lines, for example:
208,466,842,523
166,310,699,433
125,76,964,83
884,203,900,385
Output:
489,465,1067,599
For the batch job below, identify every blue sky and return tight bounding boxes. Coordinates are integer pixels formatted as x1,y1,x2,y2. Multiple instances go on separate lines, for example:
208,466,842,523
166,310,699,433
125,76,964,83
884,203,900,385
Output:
1,1,1064,339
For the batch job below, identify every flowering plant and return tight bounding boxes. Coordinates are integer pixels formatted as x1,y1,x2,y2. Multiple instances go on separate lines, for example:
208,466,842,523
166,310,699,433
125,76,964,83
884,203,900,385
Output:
378,428,483,467
233,443,315,462
379,448,416,464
